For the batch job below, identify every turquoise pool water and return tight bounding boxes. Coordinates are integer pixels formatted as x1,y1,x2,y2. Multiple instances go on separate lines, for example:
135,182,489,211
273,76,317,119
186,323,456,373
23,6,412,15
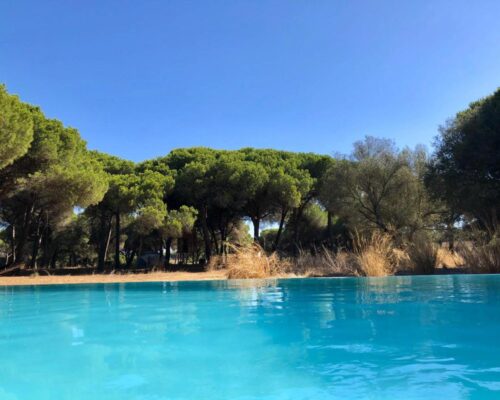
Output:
0,275,499,399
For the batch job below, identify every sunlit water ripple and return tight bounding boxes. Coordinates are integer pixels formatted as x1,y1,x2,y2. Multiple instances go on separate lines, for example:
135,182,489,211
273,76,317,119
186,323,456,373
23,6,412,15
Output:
0,275,499,399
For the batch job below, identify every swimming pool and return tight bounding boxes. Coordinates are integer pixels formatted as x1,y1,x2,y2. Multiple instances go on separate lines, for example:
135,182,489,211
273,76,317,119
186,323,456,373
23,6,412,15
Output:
0,275,499,399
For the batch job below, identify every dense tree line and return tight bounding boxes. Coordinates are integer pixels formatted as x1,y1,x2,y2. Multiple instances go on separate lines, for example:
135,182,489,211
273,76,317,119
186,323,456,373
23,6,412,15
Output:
0,85,498,270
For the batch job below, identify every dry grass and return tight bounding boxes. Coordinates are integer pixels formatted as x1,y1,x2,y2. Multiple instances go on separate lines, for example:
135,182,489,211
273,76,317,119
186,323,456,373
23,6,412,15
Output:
407,237,438,274
458,240,500,273
0,271,227,286
206,231,499,280
391,244,463,274
295,232,398,277
352,231,395,276
392,248,412,272
436,248,464,268
206,254,228,271
215,244,290,279
293,248,358,277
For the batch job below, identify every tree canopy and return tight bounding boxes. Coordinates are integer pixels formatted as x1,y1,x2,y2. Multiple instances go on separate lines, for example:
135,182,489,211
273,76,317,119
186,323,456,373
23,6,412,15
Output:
0,85,34,170
320,137,439,240
0,84,498,270
426,88,500,232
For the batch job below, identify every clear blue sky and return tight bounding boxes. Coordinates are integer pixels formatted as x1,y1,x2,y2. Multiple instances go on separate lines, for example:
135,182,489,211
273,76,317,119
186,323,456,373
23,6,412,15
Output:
1,1,499,162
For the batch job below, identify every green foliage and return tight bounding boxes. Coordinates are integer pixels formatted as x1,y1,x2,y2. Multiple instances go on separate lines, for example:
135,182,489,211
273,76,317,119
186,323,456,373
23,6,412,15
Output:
25,113,109,213
287,203,328,249
426,88,500,231
0,85,34,170
162,206,198,239
320,137,439,239
53,214,95,267
228,221,253,247
0,85,498,270
134,202,167,236
0,100,108,268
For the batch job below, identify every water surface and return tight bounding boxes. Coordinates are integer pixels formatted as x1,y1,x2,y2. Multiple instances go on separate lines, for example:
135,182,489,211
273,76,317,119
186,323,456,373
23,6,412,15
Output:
0,275,499,399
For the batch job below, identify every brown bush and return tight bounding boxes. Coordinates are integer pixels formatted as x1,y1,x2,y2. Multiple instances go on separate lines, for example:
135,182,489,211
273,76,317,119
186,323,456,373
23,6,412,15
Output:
206,231,487,279
206,254,230,271
436,248,464,268
407,237,438,275
459,240,500,273
352,231,395,277
223,244,290,279
293,248,358,277
392,248,412,272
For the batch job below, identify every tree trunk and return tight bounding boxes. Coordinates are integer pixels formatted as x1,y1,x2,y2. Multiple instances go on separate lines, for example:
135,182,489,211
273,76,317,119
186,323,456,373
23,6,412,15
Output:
199,205,212,261
291,210,300,254
97,210,107,270
104,222,112,262
327,210,333,248
114,211,121,269
30,216,43,271
50,248,58,269
137,237,144,266
164,237,172,267
252,217,260,242
15,203,34,266
9,225,16,265
219,224,226,255
272,208,288,251
291,199,310,254
210,228,219,255
192,230,200,264
97,211,112,271
220,235,225,255
40,227,53,268
446,222,455,251
158,239,164,268
126,251,136,268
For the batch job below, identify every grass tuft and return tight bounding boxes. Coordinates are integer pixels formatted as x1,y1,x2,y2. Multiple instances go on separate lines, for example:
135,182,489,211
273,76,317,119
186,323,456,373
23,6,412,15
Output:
293,248,358,277
407,236,438,275
436,248,464,268
352,231,395,277
206,231,499,279
459,240,500,273
222,244,290,279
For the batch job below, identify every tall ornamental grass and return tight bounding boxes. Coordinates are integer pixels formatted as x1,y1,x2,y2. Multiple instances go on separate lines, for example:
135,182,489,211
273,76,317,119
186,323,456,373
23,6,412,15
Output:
352,231,395,277
459,240,500,273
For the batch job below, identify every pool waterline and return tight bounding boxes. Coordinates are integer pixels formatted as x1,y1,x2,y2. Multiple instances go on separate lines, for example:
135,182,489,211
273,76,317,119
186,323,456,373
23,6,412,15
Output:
1,275,499,399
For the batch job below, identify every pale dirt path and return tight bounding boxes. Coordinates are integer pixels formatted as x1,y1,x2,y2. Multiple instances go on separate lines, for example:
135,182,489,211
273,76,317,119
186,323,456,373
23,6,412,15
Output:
0,270,227,287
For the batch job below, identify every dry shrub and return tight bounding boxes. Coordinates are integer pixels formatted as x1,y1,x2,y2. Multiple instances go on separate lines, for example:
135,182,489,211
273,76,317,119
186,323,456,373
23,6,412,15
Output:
392,248,412,272
458,240,500,273
292,248,358,277
224,244,290,279
407,236,438,275
436,248,464,268
206,254,229,271
352,231,395,277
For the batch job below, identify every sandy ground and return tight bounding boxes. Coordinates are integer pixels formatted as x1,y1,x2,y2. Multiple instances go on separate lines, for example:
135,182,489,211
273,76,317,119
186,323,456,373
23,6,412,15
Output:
0,270,227,286
0,267,471,287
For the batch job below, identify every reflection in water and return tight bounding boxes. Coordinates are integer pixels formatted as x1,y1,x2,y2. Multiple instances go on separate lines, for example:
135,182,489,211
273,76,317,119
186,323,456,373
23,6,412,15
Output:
0,275,499,400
